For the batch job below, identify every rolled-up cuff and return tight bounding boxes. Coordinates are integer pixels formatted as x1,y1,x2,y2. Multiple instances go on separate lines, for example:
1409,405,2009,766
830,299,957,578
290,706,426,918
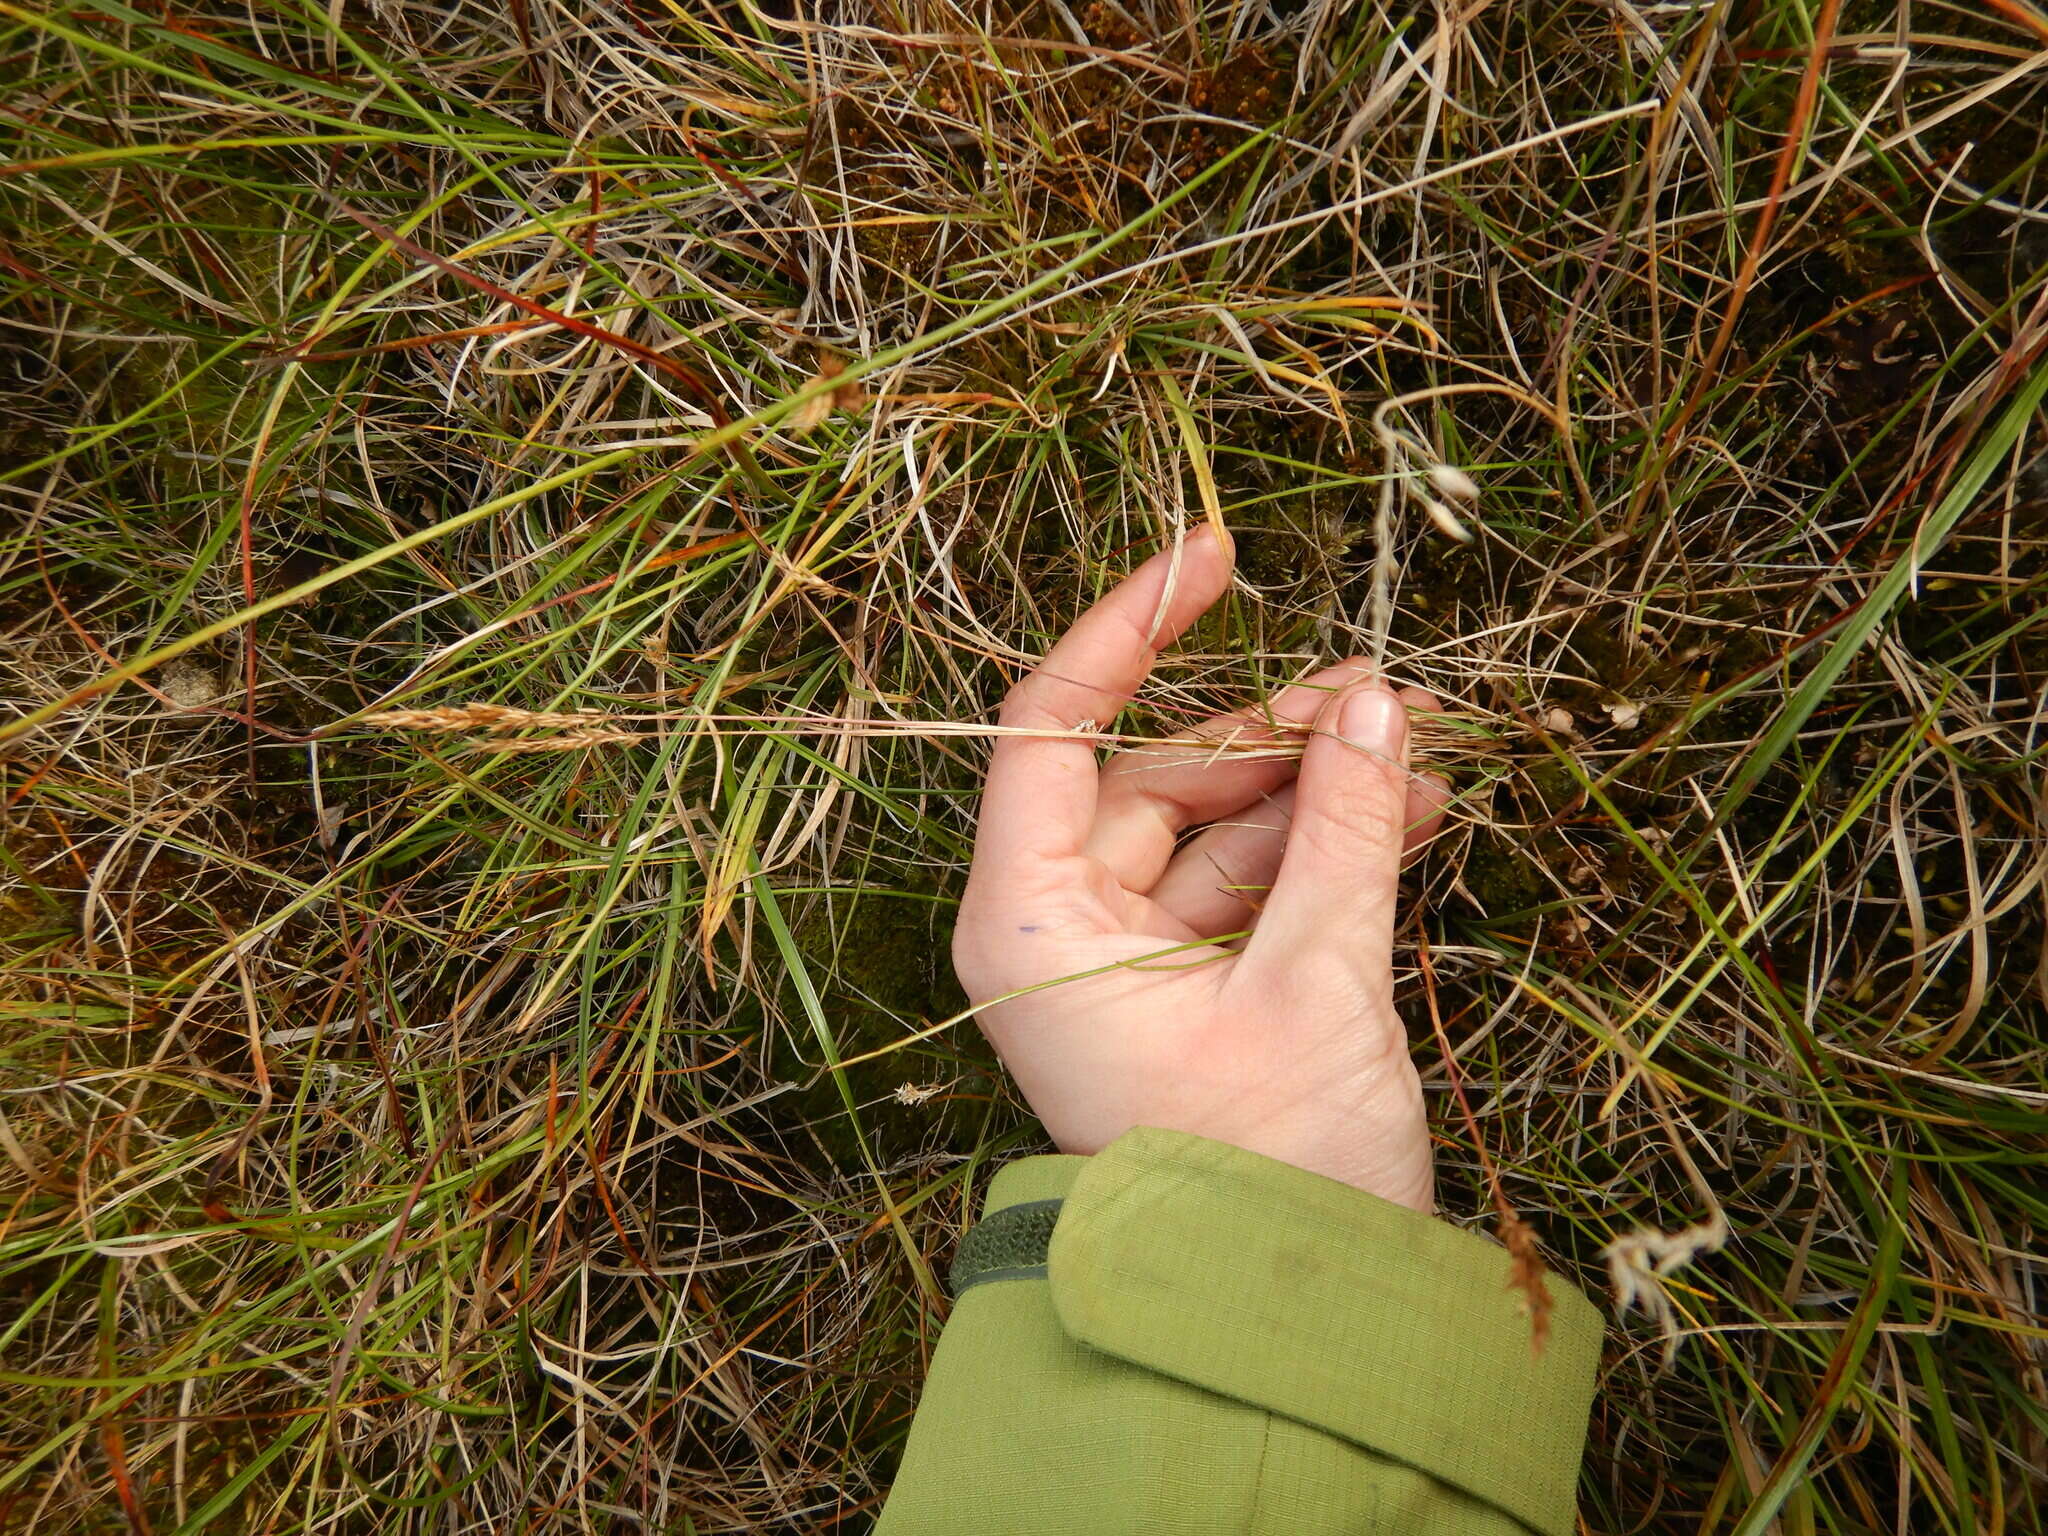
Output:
983,1127,1602,1536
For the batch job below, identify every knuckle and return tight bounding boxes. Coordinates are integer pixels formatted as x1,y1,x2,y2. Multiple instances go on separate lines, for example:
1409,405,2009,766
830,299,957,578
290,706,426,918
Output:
997,677,1046,727
999,675,1090,733
1096,768,1184,824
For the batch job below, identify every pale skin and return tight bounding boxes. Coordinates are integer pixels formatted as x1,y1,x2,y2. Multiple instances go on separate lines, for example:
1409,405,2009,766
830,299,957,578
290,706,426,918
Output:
953,528,1451,1213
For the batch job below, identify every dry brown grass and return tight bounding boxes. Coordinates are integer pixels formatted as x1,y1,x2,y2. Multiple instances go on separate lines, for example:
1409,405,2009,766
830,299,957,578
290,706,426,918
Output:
4,1,2048,1530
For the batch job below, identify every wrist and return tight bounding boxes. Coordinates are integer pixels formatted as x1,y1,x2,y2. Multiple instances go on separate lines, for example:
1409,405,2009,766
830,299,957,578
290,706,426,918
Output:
1042,1108,1434,1214
1193,1067,1435,1212
1221,1127,1434,1212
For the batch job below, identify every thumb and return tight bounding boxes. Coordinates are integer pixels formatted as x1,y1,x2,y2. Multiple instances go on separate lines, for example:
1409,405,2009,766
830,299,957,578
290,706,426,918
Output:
1244,683,1412,988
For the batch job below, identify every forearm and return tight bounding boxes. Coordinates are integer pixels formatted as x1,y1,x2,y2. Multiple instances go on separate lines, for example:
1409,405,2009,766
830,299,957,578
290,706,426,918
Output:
878,1129,1602,1536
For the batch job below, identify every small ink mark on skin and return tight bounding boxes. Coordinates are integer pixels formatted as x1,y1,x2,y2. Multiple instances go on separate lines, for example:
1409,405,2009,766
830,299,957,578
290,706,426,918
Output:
1018,924,1041,933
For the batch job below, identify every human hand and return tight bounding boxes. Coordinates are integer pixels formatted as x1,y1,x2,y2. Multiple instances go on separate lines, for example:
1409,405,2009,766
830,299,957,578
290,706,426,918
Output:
952,529,1450,1212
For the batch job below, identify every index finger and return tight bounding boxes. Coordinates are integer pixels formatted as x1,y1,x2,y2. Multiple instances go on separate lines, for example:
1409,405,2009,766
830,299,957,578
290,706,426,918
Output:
971,528,1234,885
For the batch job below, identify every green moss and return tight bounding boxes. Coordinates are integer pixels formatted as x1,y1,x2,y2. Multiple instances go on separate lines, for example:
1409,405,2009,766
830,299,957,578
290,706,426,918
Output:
800,883,962,1031
1524,757,1580,807
775,879,994,1168
1460,829,1548,916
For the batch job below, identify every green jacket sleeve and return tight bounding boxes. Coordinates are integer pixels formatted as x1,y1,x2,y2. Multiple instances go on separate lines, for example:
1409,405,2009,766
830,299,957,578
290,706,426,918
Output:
876,1127,1602,1536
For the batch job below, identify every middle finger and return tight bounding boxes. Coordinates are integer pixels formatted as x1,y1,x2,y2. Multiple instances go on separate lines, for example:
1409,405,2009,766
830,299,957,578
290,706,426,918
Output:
1080,658,1371,893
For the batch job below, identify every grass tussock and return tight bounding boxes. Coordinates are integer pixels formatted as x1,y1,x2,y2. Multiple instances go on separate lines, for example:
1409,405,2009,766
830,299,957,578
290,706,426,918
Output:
4,0,2048,1530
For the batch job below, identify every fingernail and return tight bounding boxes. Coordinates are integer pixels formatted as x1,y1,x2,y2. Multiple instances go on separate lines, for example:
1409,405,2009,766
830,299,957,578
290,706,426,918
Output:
1339,686,1406,760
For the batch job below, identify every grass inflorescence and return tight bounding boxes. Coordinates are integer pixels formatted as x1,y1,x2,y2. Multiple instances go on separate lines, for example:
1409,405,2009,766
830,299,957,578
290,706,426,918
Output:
3,1,2047,1531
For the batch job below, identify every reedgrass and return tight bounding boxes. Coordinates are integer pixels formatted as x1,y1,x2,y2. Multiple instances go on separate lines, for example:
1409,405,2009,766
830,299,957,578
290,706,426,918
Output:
3,2,2046,1531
